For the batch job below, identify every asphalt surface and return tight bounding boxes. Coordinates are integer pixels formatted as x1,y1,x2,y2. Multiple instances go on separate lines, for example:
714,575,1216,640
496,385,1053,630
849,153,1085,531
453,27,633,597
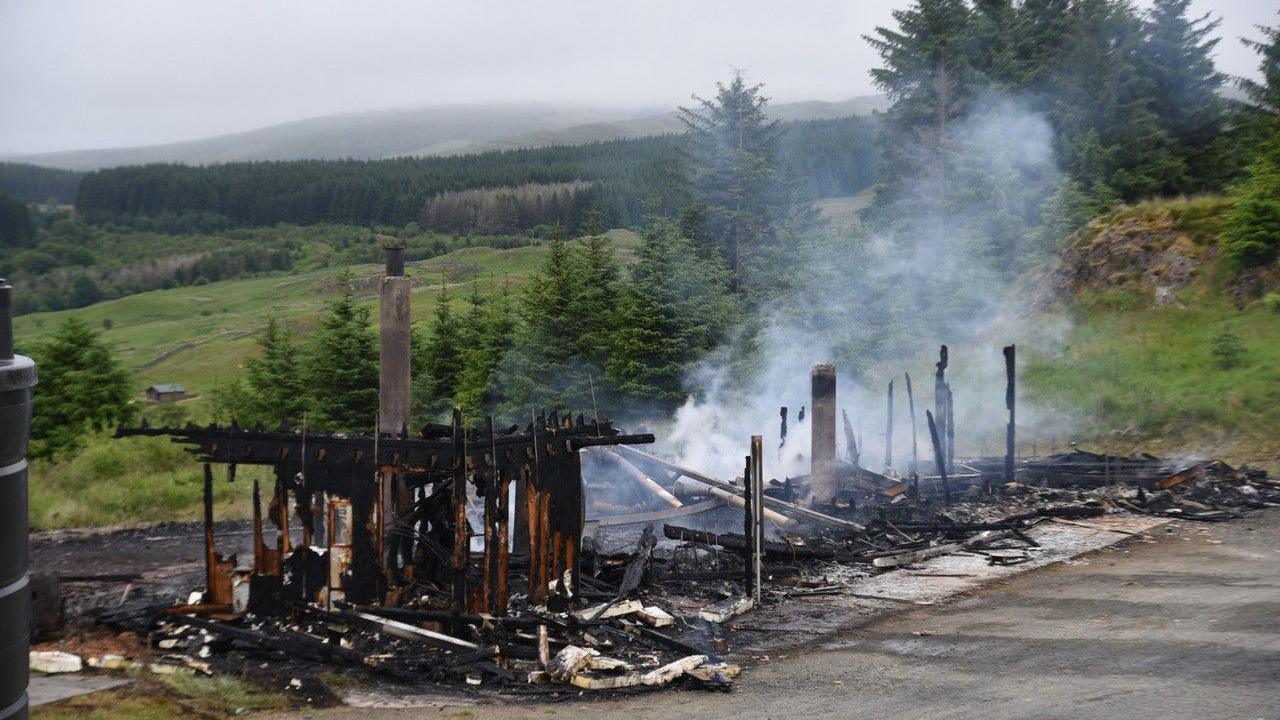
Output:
278,509,1280,720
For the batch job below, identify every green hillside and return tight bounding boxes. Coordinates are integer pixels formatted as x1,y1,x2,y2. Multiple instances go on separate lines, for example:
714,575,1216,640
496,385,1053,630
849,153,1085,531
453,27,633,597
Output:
1020,196,1280,468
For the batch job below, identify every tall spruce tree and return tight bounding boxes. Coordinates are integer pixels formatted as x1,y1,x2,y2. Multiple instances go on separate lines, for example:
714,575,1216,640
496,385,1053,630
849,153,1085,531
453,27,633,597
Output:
242,317,308,427
1142,0,1226,193
29,317,135,457
606,216,739,407
455,280,515,417
414,278,463,418
863,0,982,232
678,71,785,294
1240,12,1280,116
1049,0,1180,203
303,272,378,430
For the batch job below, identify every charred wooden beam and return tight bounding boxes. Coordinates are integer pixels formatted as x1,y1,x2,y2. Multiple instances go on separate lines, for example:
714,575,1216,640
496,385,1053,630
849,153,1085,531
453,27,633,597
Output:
1003,344,1016,494
926,410,951,505
905,372,920,501
884,380,894,471
842,409,860,469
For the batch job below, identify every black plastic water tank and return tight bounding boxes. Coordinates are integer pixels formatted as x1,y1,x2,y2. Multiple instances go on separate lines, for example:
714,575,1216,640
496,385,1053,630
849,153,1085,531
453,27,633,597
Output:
0,279,36,720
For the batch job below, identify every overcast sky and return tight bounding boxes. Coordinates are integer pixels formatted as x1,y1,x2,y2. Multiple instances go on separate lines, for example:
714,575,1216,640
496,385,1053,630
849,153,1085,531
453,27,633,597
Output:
0,0,1272,154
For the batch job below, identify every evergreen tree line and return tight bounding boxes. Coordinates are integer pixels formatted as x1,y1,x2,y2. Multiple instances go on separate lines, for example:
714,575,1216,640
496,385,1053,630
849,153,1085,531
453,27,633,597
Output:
0,163,82,204
217,212,741,431
71,115,878,234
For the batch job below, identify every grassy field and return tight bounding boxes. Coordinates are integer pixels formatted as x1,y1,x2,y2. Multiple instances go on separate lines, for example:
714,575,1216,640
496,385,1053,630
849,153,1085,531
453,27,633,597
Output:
1022,288,1280,468
1019,196,1280,469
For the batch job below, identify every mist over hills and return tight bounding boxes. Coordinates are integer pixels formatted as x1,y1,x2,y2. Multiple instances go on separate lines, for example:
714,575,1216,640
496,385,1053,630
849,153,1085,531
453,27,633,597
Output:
2,96,887,171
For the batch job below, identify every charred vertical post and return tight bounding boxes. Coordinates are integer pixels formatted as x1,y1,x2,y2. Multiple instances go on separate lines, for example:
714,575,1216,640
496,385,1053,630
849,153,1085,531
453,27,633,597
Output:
945,383,955,474
749,436,764,603
841,409,860,469
905,372,920,500
481,416,511,616
926,410,951,505
884,380,894,470
778,407,788,451
450,408,469,614
810,363,838,504
1003,344,1016,494
934,345,948,465
741,455,753,595
0,279,35,720
202,464,233,605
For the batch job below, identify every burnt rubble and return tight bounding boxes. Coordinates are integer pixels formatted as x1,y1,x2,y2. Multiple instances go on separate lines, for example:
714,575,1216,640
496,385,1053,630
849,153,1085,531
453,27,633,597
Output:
88,403,1275,697
75,263,1280,698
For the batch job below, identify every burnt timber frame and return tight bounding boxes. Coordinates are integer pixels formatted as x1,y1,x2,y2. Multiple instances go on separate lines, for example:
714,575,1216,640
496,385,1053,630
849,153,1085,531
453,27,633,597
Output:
117,413,652,616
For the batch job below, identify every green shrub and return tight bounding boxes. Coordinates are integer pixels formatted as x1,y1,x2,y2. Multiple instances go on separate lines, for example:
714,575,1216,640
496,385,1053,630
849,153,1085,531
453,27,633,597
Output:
1210,324,1246,369
1223,127,1280,266
1265,293,1280,313
1223,195,1280,266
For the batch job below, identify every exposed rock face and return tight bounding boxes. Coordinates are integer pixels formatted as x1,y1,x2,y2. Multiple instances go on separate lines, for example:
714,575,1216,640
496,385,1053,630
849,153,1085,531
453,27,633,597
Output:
1027,211,1212,308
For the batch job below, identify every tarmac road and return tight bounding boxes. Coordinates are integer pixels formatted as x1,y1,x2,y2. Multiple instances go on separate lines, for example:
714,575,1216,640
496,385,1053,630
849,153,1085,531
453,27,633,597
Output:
277,508,1280,720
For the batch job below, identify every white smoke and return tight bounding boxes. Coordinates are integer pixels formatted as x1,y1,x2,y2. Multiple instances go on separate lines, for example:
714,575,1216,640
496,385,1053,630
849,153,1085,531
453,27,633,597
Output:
656,95,1080,482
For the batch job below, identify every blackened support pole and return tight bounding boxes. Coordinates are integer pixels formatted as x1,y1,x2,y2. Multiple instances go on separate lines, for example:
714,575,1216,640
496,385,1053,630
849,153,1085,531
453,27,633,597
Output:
742,455,754,596
841,409,860,469
945,383,955,474
1003,344,1016,494
934,345,948,467
905,372,919,501
884,380,894,471
749,435,764,603
926,410,951,505
450,408,469,615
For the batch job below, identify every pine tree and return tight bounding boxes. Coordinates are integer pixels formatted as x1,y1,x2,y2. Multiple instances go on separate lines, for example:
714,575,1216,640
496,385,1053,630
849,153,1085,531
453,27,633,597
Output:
242,317,308,427
303,272,379,430
1141,0,1226,193
678,71,785,293
414,278,463,419
1240,12,1280,116
455,280,515,417
863,0,982,231
1050,0,1182,203
570,232,621,364
29,317,135,457
606,216,739,406
1223,129,1280,266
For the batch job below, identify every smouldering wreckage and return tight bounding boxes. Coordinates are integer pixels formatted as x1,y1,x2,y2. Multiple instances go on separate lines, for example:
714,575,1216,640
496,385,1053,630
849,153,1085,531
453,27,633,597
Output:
99,364,1277,696
88,250,1275,697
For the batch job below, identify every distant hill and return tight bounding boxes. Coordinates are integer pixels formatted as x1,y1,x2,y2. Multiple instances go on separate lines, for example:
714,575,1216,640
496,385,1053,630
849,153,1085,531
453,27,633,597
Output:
2,96,887,171
454,96,890,154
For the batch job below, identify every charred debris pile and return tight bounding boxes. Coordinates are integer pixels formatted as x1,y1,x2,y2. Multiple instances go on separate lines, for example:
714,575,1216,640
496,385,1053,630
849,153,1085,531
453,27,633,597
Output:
91,251,1274,696
98,354,1276,696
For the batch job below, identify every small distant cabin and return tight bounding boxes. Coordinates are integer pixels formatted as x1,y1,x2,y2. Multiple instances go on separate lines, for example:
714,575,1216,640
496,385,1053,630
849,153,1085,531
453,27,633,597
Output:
146,384,187,402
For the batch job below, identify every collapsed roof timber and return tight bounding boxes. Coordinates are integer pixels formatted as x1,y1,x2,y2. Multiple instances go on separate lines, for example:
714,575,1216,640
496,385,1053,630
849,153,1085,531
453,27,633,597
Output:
99,247,1277,695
